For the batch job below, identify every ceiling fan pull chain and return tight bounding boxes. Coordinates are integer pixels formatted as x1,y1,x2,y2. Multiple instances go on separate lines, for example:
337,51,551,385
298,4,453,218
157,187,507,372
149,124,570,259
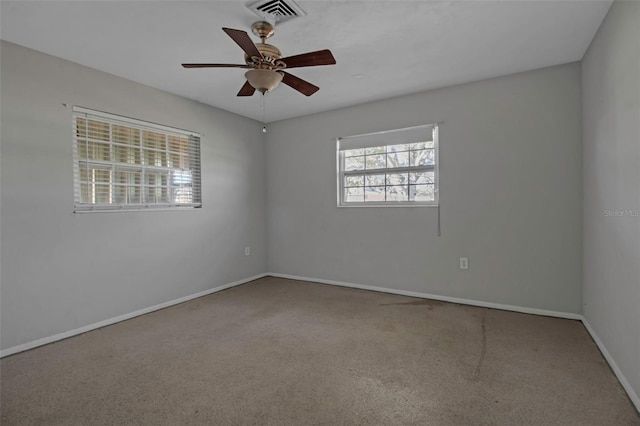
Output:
262,94,267,133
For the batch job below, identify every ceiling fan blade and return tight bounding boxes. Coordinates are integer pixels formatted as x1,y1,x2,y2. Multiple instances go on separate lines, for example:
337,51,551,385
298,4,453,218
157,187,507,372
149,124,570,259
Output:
281,71,319,96
222,27,263,59
237,81,256,97
280,49,336,69
182,63,250,69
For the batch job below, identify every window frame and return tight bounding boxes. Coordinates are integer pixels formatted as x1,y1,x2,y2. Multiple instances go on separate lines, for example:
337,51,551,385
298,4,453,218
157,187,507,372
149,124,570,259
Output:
72,106,202,213
336,124,439,207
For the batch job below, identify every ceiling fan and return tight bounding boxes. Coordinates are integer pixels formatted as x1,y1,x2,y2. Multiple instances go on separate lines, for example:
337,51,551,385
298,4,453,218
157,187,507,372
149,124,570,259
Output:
182,21,336,97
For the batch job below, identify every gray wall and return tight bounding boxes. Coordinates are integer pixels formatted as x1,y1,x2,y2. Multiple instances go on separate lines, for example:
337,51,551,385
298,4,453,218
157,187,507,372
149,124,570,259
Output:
582,0,640,405
266,63,583,314
0,41,267,350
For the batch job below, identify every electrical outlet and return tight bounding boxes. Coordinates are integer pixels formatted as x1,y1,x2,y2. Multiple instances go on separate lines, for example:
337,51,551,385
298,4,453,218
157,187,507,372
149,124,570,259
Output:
460,257,468,270
245,247,251,256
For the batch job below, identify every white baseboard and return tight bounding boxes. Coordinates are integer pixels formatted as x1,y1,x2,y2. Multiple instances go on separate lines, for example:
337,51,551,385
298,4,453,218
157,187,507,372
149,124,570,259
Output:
581,319,640,413
0,273,268,358
267,272,583,320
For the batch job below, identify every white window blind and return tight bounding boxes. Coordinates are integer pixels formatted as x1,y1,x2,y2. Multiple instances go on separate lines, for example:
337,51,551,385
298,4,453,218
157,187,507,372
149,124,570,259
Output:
337,124,438,206
72,106,202,212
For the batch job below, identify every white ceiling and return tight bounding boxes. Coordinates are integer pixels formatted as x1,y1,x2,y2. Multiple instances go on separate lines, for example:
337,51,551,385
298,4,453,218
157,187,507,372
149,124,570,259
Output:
1,1,611,123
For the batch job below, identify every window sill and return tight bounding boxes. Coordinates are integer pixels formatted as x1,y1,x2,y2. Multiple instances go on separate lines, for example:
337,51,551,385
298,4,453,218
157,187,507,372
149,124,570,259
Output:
337,203,439,208
74,205,202,213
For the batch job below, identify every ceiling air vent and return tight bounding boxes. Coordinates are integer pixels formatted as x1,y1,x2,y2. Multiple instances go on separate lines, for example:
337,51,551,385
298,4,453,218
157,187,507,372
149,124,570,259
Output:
246,0,307,24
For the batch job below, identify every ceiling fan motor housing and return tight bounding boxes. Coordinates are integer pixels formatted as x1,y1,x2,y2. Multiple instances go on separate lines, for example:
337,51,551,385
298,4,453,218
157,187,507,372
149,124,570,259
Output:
246,43,283,69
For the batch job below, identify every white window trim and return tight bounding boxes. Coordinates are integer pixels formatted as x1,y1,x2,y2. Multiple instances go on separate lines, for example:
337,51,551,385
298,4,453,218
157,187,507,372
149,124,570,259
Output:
72,106,202,212
336,124,439,207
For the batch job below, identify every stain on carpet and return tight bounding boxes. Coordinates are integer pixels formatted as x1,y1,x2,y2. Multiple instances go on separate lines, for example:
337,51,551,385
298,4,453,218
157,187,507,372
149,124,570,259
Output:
472,312,487,381
380,299,445,309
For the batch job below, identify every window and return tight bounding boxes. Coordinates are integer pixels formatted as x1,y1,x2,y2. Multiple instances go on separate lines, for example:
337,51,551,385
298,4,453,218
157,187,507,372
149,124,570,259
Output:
72,107,201,212
337,124,438,206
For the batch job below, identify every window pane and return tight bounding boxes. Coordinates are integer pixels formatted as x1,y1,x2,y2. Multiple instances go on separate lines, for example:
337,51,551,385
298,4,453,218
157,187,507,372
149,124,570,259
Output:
87,120,110,141
386,185,409,201
114,145,140,165
387,151,409,168
172,187,193,204
144,172,167,187
365,146,385,155
144,186,168,204
365,186,385,202
143,150,166,167
344,175,364,187
410,171,435,184
386,173,408,185
365,154,386,170
158,187,168,204
171,170,192,186
87,142,111,161
131,187,142,204
366,174,385,186
387,144,410,153
167,135,188,153
168,153,191,169
345,187,364,202
409,142,426,150
142,130,166,151
93,169,111,184
410,149,435,166
122,185,142,204
113,125,139,146
425,149,435,165
94,184,111,204
159,187,168,203
115,170,141,186
410,184,435,201
344,148,364,157
168,152,180,168
113,185,126,204
345,156,365,171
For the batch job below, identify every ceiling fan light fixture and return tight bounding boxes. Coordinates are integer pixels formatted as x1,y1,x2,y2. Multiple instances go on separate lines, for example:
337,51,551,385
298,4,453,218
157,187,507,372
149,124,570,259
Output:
245,69,283,94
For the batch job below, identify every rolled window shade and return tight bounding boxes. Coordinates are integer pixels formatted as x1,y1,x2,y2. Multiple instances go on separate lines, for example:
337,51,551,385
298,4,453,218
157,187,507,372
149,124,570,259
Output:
338,124,435,151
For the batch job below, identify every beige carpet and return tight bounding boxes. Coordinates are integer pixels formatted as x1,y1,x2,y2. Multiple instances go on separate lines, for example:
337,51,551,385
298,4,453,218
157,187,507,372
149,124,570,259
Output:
1,277,638,425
